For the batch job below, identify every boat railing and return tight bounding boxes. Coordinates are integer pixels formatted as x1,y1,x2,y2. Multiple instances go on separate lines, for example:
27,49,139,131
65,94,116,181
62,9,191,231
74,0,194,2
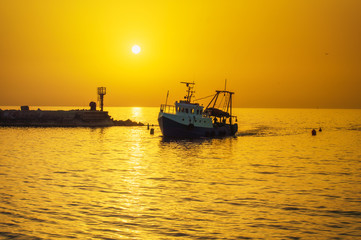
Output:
160,104,176,114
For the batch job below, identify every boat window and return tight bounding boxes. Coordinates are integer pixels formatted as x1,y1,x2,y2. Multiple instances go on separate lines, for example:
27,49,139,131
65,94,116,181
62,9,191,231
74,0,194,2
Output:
191,109,194,114
185,108,189,113
181,108,184,112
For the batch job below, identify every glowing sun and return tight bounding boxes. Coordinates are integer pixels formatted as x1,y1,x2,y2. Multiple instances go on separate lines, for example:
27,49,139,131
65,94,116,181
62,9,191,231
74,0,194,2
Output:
132,45,141,54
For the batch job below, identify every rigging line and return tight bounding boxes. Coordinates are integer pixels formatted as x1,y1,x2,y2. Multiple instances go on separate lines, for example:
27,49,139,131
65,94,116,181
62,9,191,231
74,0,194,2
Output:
194,94,214,101
223,100,228,111
218,94,225,110
222,95,228,110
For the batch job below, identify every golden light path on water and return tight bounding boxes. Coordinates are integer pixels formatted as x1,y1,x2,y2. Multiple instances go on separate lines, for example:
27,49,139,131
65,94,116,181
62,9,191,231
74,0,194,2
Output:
131,107,142,119
0,107,361,239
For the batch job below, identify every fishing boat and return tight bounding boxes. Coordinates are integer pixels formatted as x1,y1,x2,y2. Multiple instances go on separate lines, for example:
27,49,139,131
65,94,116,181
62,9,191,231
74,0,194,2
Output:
158,82,238,138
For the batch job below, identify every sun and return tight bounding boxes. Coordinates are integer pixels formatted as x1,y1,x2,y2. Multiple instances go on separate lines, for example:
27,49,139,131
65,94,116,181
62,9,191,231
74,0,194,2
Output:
132,45,141,54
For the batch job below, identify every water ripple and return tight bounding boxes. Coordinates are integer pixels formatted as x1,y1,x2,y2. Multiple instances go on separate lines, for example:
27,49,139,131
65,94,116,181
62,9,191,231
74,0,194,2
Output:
1,108,361,239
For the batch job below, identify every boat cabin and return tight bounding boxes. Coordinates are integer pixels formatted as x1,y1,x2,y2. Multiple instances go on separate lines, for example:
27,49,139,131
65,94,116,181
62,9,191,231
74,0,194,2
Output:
175,101,204,116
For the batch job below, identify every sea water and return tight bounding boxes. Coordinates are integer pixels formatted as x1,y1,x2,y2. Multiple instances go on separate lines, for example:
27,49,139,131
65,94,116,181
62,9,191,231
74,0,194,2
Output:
0,107,361,239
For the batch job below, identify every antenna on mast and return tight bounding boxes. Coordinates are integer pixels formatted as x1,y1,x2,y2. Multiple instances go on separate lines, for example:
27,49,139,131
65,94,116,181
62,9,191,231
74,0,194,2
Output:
180,81,195,102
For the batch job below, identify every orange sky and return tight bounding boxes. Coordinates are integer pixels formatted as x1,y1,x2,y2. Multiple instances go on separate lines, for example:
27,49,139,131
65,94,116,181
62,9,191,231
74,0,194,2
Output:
1,0,360,108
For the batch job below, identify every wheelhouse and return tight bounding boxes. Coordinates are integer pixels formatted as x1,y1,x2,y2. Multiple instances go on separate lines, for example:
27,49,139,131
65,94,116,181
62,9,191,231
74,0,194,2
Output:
175,101,204,116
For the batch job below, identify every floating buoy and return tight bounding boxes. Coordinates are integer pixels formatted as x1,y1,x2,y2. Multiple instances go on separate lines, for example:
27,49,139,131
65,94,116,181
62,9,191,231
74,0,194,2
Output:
312,129,317,136
319,127,322,132
150,128,154,135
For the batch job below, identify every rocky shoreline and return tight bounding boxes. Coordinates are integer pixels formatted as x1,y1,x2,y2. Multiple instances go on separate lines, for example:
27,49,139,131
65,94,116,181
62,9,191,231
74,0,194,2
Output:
113,119,144,126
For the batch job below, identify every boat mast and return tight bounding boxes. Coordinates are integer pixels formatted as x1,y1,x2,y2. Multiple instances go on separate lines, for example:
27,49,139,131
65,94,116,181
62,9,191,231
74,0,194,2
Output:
230,92,233,125
180,81,195,103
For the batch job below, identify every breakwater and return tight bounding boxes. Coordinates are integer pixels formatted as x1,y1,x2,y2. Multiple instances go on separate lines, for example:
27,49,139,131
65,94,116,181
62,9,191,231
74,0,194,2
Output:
0,108,143,127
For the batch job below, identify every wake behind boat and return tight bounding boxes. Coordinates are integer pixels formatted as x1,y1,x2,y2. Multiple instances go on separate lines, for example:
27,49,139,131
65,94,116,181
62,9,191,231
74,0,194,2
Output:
158,82,238,138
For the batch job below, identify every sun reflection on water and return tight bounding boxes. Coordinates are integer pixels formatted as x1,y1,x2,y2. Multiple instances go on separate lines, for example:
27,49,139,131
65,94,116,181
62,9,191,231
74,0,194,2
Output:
131,107,142,119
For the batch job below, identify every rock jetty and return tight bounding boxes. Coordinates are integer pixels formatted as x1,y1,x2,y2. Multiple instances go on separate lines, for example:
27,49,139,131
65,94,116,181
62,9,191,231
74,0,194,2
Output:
0,107,144,127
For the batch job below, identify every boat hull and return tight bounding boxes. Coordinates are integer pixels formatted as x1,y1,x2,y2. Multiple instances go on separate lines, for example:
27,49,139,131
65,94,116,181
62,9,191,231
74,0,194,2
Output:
158,113,237,138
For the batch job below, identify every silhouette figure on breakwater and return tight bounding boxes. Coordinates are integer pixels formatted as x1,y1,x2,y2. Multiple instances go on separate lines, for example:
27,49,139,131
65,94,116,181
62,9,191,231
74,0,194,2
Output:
312,129,317,136
89,102,96,111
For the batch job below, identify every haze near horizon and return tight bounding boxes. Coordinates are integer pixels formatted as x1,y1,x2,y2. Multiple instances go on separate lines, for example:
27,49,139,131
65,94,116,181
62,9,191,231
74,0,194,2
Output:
1,0,360,108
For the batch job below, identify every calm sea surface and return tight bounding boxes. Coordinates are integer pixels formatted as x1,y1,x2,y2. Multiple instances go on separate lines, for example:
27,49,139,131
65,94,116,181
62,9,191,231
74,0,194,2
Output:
1,107,361,239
